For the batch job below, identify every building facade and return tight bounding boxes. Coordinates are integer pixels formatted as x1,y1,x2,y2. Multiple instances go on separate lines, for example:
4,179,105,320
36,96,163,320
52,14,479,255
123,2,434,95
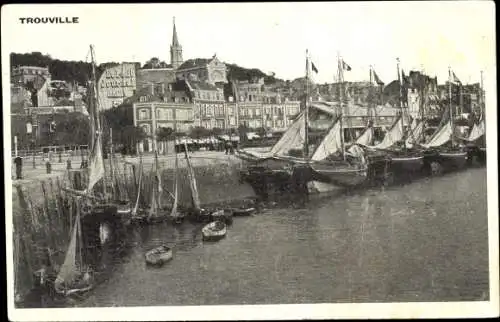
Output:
132,85,195,153
185,80,226,129
11,66,51,85
237,101,301,131
176,55,228,85
97,63,138,110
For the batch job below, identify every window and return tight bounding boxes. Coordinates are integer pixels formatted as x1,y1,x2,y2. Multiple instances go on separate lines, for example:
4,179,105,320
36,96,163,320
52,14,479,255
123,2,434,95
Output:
156,109,162,119
255,108,261,116
139,109,149,120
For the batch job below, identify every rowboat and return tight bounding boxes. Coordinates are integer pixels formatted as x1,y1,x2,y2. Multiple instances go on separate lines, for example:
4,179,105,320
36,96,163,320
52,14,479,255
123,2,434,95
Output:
231,207,256,217
145,245,173,266
202,221,227,241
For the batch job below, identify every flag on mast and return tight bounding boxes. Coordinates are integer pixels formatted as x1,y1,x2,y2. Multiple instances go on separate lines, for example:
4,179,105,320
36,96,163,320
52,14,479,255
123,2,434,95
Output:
311,62,318,74
342,60,352,71
451,71,462,84
372,69,384,85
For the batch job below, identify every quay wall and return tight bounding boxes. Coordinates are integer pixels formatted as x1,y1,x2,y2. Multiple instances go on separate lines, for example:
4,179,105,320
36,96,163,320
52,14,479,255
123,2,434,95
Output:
10,154,256,300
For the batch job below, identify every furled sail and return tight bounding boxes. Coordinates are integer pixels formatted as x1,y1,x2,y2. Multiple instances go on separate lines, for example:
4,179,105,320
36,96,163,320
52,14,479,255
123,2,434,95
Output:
405,120,424,148
422,120,452,148
170,151,179,218
373,116,404,149
270,112,306,156
131,157,143,217
54,205,82,292
311,120,342,161
467,119,485,142
85,135,105,194
184,142,201,211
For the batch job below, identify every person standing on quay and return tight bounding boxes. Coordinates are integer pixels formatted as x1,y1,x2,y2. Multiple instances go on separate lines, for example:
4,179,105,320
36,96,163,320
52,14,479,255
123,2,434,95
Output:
14,156,23,180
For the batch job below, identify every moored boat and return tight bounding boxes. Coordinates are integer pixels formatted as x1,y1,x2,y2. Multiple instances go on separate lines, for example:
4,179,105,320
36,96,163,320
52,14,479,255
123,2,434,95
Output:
202,221,227,241
231,207,256,217
145,245,173,266
54,201,95,297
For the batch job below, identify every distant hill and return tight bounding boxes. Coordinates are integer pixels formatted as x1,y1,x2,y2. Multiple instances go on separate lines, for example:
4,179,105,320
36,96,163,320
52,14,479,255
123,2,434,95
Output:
225,63,283,84
10,52,123,86
11,52,286,87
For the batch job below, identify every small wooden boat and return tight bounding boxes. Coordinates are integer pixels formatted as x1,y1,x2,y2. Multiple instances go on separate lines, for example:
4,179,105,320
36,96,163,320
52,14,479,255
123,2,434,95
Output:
231,207,256,217
145,245,173,266
202,221,227,241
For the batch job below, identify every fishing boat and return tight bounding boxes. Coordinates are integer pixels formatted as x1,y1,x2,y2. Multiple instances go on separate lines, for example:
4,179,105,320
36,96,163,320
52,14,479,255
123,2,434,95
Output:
464,72,486,165
146,150,169,224
300,54,378,189
165,146,185,224
53,200,94,297
202,221,227,241
465,116,486,165
231,207,256,217
420,68,468,175
238,52,376,194
362,61,425,180
145,245,173,266
63,45,133,233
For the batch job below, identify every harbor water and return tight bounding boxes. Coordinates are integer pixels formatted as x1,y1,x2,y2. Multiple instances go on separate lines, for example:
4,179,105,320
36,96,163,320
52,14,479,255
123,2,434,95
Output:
38,167,489,306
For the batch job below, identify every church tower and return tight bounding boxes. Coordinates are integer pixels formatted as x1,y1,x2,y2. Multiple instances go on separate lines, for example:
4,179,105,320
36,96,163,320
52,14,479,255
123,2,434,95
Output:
170,17,183,69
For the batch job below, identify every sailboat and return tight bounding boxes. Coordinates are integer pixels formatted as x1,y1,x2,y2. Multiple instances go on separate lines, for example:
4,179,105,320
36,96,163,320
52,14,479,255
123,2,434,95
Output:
146,150,168,223
420,68,468,174
464,72,486,165
165,150,183,223
65,45,132,227
295,54,371,188
362,61,425,178
54,199,94,296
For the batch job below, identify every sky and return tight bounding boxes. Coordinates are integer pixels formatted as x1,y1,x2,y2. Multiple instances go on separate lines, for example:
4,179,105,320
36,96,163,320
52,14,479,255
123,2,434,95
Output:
1,1,496,86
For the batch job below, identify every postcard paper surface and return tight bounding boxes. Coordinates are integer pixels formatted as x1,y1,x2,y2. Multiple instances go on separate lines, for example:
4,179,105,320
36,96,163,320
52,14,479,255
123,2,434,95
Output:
2,2,498,321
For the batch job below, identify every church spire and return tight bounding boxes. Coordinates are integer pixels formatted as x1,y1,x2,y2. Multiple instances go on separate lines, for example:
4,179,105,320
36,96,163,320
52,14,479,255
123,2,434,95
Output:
170,16,183,69
172,17,180,47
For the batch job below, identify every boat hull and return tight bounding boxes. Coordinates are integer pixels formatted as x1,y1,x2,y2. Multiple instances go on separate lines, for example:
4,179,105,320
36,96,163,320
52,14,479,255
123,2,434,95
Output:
424,149,468,175
145,246,173,266
202,222,227,241
389,156,425,178
308,162,369,187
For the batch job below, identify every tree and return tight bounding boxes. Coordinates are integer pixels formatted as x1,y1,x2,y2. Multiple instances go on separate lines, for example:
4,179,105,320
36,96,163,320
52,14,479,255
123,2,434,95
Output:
189,126,210,139
156,127,174,155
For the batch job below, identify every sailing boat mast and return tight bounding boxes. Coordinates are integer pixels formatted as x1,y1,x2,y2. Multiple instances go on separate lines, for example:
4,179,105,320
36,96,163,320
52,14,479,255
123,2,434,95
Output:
448,67,455,146
304,49,310,159
338,54,346,160
480,70,484,120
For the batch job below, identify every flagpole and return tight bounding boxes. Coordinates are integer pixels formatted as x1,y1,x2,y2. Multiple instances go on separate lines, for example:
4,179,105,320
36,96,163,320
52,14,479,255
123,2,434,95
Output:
480,70,484,120
449,66,455,146
338,54,346,160
304,49,309,159
396,58,406,147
